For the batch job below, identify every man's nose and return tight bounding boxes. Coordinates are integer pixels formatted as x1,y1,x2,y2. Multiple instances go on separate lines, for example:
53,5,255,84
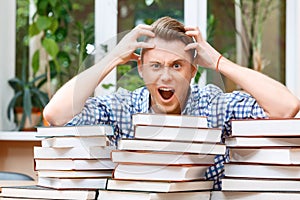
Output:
160,66,172,81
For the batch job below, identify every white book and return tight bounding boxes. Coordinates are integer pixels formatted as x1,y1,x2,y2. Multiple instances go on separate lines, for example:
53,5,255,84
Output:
35,159,116,170
224,163,300,179
229,147,300,164
34,146,115,159
107,179,213,192
222,178,300,192
38,177,108,189
41,136,107,148
0,185,96,200
225,136,300,147
38,170,113,178
231,118,300,136
118,139,226,155
113,164,209,181
111,150,216,165
36,125,114,137
97,190,210,200
211,191,300,200
132,113,208,128
134,125,221,142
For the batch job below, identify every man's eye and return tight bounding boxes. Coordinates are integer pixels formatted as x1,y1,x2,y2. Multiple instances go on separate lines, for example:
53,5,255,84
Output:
151,63,161,69
173,63,181,69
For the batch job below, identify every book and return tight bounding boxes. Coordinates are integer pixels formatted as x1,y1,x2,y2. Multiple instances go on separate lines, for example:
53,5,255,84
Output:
36,125,114,137
113,163,210,181
118,139,226,155
35,159,116,170
111,150,216,165
37,170,113,178
224,162,300,179
225,136,300,147
41,136,107,148
228,147,300,164
231,118,300,136
34,146,115,159
107,179,213,192
134,125,222,142
221,178,300,192
211,191,300,200
132,113,208,128
97,190,210,200
37,177,108,189
0,185,96,200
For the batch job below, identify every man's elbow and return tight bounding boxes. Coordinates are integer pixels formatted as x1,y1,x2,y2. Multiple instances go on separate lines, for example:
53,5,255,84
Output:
280,98,300,118
43,105,67,126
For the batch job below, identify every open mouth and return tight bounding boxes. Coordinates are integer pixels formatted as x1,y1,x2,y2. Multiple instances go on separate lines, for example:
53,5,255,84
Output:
158,87,175,100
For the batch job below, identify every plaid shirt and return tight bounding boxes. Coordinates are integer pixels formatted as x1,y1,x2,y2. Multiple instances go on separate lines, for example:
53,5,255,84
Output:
67,84,267,190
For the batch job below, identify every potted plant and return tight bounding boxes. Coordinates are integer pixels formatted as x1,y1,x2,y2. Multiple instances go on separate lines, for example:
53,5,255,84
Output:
7,63,49,131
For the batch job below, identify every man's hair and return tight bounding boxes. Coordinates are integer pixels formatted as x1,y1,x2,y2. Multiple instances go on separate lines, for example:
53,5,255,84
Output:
141,16,196,63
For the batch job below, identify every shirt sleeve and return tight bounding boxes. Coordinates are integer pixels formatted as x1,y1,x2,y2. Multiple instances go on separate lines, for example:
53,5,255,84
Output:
205,84,267,137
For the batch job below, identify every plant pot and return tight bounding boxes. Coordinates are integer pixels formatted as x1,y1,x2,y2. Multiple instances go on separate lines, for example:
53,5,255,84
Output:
15,107,42,131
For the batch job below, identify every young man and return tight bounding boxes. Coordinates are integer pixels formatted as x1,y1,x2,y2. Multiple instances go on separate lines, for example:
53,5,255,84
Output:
43,16,300,189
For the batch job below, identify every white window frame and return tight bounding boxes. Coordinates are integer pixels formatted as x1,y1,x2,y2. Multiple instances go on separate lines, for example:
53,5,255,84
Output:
94,0,207,95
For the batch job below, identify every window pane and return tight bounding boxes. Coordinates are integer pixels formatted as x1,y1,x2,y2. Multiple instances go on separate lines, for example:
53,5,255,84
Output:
117,0,184,91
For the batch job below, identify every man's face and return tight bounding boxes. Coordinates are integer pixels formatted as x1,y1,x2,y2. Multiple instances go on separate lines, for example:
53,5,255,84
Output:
139,38,197,114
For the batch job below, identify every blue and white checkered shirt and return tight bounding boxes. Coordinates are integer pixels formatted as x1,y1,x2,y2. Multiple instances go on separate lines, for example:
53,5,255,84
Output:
66,84,267,190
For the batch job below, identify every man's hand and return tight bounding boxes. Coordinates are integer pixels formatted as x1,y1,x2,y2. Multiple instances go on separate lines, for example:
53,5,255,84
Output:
184,26,220,70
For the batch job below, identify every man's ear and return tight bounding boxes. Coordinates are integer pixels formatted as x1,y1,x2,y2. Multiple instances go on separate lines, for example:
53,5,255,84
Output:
137,57,143,78
191,64,198,78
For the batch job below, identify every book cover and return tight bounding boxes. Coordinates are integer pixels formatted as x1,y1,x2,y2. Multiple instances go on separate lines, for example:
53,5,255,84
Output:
221,178,300,192
37,170,113,178
36,125,114,137
224,162,300,179
225,136,300,147
97,190,211,200
211,191,300,200
41,136,108,148
34,146,115,159
228,147,300,164
231,118,300,136
34,159,116,171
107,179,213,192
111,150,216,165
134,125,222,143
132,113,208,128
118,139,226,155
37,177,108,190
113,163,210,181
0,185,96,199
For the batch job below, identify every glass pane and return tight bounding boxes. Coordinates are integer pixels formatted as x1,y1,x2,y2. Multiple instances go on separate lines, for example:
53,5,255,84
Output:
15,0,95,88
117,0,184,91
208,0,286,91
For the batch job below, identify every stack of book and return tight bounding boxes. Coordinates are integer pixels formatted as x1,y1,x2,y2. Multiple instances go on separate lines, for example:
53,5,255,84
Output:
213,118,300,199
0,125,116,200
98,113,226,200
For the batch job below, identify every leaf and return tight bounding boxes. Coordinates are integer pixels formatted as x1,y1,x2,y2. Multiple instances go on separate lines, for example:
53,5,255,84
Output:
42,38,59,58
55,27,67,42
29,23,40,37
36,16,52,31
6,91,22,120
102,83,114,90
31,88,49,106
57,51,71,68
23,86,33,123
32,50,40,74
8,77,24,91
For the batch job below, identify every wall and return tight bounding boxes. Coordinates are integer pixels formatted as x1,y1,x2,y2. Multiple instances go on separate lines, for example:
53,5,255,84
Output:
0,1,16,130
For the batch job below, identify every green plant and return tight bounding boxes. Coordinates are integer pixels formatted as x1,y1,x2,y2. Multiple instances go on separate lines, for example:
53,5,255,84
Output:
7,60,49,130
29,0,73,98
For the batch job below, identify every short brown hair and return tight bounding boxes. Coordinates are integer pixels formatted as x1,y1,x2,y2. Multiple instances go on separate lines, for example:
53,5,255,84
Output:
141,16,195,62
